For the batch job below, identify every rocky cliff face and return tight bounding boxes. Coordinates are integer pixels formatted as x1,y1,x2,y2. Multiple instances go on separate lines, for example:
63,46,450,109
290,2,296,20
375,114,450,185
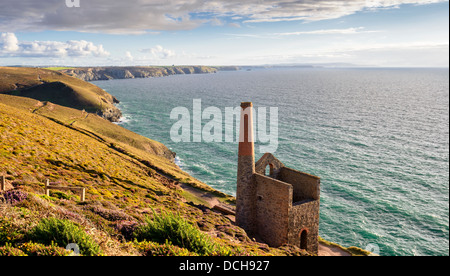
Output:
61,66,221,81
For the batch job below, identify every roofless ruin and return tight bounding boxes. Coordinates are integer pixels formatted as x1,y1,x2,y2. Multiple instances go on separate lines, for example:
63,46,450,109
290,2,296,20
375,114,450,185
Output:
236,102,321,255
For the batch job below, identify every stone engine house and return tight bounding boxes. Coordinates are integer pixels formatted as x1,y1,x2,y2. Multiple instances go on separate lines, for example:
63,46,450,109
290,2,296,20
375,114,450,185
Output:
236,102,321,254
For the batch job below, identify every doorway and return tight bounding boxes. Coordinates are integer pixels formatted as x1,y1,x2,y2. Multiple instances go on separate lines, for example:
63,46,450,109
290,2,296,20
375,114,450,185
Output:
300,229,308,250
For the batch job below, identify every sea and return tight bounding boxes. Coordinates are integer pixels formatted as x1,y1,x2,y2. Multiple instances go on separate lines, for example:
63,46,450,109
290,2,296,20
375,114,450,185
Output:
92,67,449,256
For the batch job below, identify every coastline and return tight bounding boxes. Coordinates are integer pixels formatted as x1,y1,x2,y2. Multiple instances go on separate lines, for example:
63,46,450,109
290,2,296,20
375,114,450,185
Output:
0,66,370,256
108,88,369,257
59,66,240,82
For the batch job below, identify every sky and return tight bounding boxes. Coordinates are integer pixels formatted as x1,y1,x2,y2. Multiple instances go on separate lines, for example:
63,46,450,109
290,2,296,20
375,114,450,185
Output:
0,0,448,67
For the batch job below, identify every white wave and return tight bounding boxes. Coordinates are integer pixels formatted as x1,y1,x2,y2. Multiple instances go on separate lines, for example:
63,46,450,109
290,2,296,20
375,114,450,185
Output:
174,156,183,168
114,114,133,125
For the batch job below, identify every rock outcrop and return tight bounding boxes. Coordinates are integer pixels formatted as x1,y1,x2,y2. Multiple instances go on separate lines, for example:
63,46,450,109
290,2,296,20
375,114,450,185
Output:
61,66,222,81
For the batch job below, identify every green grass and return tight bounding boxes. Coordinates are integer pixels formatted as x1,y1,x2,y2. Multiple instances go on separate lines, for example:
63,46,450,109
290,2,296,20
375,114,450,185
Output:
0,81,321,256
0,66,121,122
0,101,257,256
27,218,101,256
134,210,236,256
134,210,214,254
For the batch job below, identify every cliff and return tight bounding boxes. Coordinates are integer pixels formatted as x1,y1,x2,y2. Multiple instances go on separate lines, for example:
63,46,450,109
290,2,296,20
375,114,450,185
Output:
0,67,122,122
0,67,299,256
0,67,367,256
59,66,234,81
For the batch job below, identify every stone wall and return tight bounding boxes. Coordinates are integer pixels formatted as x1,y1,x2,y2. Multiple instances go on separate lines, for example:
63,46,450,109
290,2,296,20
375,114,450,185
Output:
255,153,284,178
254,173,292,247
288,200,320,254
280,167,320,202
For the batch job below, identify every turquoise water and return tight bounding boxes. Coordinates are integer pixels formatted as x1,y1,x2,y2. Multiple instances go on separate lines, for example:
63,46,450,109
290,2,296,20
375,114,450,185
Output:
92,68,449,256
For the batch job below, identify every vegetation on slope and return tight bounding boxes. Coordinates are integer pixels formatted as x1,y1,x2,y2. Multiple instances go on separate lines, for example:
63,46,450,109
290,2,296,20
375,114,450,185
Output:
0,96,306,256
0,67,121,122
0,67,361,256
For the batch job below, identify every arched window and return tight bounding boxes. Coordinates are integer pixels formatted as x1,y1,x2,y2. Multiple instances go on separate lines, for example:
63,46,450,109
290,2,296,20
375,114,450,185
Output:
265,163,274,177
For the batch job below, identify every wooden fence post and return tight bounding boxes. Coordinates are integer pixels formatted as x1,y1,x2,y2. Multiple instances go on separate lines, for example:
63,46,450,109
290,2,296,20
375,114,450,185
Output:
79,188,86,202
1,176,5,192
45,179,50,196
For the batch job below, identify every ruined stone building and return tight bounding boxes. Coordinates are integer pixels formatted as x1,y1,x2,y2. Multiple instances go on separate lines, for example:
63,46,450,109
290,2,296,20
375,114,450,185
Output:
236,102,321,255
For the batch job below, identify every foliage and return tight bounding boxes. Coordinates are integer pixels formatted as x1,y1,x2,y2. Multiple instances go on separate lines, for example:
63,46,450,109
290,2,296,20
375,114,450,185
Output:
115,220,138,241
0,244,27,256
0,216,24,245
133,240,197,256
27,218,101,256
90,206,132,222
134,210,220,255
0,79,313,256
1,190,28,205
19,241,72,256
0,67,120,121
49,190,73,200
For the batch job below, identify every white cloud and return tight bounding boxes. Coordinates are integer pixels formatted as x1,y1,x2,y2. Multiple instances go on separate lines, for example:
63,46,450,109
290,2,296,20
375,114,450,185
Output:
228,22,241,28
276,27,381,36
125,51,134,61
204,0,448,23
0,32,19,52
280,42,450,67
0,0,446,33
140,45,176,59
226,27,381,39
0,32,110,58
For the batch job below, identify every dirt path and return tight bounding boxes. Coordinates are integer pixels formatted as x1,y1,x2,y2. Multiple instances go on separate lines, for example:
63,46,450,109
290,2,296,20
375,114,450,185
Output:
318,243,351,256
180,183,221,207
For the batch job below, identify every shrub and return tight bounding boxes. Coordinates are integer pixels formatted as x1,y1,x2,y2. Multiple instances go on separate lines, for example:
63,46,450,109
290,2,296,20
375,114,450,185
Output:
0,244,27,256
19,242,72,256
134,240,196,256
1,190,28,205
90,206,132,222
27,218,101,256
115,220,138,241
133,210,220,255
0,217,23,245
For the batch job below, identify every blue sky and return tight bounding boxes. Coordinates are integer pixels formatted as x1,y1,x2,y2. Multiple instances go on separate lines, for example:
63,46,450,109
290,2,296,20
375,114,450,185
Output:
0,0,448,67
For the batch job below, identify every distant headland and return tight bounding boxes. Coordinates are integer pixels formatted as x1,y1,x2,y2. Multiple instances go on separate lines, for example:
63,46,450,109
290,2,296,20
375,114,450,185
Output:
56,66,241,82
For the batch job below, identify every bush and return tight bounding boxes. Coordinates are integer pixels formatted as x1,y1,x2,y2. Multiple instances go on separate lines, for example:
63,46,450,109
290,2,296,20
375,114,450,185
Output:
115,220,138,241
0,217,23,245
133,210,218,255
90,206,132,222
19,242,72,256
27,218,101,256
134,240,196,256
1,190,28,205
0,244,27,256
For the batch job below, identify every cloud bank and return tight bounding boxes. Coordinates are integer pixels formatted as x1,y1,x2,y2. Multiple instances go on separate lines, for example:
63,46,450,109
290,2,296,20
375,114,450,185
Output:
140,45,176,59
0,32,109,58
0,0,447,34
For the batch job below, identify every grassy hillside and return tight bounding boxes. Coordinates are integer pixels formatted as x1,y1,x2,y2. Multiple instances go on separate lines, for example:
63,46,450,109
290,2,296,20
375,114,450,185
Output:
0,67,121,122
0,67,364,256
0,94,308,256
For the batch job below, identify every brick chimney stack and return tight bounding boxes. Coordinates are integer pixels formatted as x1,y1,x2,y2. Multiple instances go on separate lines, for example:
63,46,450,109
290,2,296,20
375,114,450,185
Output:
236,102,256,233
